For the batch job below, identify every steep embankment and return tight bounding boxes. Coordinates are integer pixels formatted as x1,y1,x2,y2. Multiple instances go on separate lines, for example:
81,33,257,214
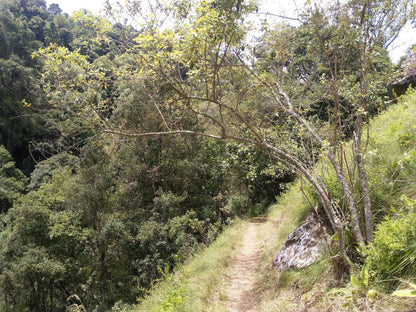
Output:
131,221,245,312
132,91,416,312
131,196,307,312
255,91,416,312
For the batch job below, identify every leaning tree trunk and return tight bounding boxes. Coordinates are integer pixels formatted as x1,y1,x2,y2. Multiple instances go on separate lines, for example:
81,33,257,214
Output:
326,151,365,244
354,114,373,243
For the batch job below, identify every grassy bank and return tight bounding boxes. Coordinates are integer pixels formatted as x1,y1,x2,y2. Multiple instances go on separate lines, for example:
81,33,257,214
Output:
256,90,416,311
130,221,244,312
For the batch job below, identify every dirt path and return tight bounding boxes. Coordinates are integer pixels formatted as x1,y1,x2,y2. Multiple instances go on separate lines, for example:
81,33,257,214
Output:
224,219,265,312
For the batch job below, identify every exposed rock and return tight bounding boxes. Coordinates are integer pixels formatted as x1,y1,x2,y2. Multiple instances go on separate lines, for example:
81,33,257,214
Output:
387,51,416,98
272,213,330,271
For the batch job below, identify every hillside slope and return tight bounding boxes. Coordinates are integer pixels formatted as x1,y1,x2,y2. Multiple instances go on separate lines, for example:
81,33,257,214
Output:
256,90,416,311
130,91,416,312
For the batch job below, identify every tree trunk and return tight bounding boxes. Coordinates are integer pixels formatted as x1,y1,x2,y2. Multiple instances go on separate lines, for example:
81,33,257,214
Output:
263,142,350,259
354,117,373,243
327,151,365,244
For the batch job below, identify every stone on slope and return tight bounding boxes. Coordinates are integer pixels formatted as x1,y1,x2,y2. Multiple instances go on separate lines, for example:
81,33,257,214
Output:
272,213,330,271
388,51,416,98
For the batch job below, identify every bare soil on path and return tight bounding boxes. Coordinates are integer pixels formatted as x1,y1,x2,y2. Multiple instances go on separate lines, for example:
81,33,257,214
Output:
224,218,266,312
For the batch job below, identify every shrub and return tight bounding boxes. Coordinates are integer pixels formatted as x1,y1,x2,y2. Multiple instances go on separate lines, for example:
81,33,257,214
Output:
364,210,416,290
220,194,249,217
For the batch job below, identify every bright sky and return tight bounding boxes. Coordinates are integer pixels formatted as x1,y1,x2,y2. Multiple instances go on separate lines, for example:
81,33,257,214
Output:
46,0,415,63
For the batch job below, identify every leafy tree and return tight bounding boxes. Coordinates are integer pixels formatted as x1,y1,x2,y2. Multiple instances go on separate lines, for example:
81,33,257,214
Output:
69,10,114,61
48,3,62,16
36,0,415,265
0,57,40,170
0,138,232,310
225,142,294,207
27,152,79,190
0,167,78,312
44,13,72,47
0,0,83,172
0,145,26,212
0,0,41,62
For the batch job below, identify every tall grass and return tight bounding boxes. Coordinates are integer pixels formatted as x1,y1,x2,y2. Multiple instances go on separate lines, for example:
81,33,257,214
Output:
367,91,416,219
255,180,333,311
130,221,244,312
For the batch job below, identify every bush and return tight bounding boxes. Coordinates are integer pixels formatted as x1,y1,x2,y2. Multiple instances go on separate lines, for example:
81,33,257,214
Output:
220,194,249,217
364,210,416,291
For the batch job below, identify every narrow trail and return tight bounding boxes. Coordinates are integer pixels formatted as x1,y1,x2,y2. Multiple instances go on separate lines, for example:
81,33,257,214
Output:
224,218,265,312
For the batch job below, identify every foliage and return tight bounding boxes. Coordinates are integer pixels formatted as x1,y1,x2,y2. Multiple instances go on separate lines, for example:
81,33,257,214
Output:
0,145,26,212
392,281,416,297
27,152,79,190
34,0,416,266
0,56,41,172
0,0,101,172
225,143,295,206
364,211,416,291
0,133,272,311
0,0,414,310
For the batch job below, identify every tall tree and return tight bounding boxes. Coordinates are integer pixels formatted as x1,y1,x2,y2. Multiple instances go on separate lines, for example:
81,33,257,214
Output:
0,145,26,212
36,0,415,263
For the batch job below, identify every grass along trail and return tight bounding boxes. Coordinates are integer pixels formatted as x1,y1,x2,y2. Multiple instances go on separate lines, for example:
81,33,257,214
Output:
224,218,265,312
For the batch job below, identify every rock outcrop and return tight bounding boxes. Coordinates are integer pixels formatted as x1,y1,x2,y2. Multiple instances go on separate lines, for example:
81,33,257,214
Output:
388,51,416,98
272,213,330,271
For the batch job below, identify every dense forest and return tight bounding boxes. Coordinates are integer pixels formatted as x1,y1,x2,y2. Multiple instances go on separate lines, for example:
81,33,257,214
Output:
0,0,414,311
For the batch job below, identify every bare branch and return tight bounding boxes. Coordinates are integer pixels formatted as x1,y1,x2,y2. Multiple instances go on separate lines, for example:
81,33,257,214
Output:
253,11,301,22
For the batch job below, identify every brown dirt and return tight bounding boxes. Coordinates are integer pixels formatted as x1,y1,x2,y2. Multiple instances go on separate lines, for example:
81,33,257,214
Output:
224,218,266,312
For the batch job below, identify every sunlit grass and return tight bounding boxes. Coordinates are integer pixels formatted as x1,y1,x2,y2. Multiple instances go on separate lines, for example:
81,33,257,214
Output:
256,180,330,312
130,221,244,312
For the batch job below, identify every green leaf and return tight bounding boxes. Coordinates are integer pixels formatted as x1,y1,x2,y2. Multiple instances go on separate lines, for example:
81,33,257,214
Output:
367,289,377,303
361,261,369,287
350,274,360,288
392,289,416,297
